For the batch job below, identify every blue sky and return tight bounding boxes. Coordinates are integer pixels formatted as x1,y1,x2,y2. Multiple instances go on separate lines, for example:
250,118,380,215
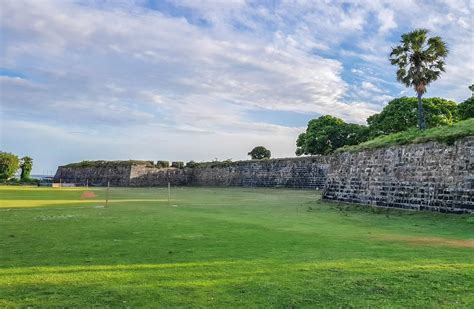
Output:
1,0,473,174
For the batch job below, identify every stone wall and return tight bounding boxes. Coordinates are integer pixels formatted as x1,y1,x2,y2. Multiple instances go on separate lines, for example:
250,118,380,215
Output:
129,165,189,186
54,165,132,186
54,137,474,213
322,137,474,213
129,156,330,188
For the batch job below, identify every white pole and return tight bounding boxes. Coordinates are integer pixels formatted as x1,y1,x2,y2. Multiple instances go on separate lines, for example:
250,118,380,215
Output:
168,181,171,207
86,179,88,188
105,181,110,207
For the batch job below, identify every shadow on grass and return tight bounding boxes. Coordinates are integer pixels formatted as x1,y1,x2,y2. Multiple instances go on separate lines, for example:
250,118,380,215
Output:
1,259,473,307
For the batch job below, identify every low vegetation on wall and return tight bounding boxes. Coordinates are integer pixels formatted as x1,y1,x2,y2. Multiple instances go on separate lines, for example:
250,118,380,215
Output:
337,118,474,153
155,160,170,168
64,160,155,168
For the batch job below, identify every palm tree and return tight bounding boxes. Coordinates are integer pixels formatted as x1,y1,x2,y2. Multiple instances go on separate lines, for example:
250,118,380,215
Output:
390,29,448,130
20,156,33,180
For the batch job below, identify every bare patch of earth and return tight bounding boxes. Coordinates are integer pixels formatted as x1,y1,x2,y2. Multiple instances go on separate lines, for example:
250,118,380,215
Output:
376,235,474,249
81,191,97,199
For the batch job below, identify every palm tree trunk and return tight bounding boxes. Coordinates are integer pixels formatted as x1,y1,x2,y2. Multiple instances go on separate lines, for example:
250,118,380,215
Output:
417,92,426,130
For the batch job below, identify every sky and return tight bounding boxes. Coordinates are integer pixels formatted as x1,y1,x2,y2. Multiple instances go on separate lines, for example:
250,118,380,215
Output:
1,0,473,174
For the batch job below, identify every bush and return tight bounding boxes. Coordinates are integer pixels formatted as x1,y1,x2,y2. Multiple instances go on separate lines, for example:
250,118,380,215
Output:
155,160,170,168
0,152,20,180
171,161,184,169
186,161,200,168
458,97,474,120
248,146,271,160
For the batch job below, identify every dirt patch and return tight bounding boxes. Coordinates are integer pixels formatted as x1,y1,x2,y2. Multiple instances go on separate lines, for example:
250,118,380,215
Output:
377,235,474,249
81,191,97,199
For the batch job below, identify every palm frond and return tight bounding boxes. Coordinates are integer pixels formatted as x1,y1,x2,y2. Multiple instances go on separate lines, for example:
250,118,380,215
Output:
390,29,448,93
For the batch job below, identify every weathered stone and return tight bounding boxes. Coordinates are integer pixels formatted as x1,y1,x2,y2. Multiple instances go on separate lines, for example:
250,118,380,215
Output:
322,137,473,214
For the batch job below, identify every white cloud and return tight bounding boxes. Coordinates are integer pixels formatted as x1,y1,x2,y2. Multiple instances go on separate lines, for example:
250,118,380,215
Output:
377,9,397,33
361,81,383,93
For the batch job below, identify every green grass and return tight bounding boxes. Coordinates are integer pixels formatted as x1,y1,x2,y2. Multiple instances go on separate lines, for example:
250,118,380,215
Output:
338,118,474,153
0,186,473,308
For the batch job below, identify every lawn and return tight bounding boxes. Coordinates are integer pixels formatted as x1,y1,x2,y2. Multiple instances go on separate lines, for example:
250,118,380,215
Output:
0,186,473,308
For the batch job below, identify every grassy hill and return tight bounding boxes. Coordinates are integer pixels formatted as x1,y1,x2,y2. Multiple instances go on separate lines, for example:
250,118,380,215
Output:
338,118,474,153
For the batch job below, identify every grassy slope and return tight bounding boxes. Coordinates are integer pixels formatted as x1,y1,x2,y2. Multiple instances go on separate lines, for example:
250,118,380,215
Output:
0,186,473,308
338,118,474,153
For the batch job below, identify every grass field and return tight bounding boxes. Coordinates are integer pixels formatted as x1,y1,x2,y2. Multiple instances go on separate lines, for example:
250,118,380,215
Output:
1,186,473,308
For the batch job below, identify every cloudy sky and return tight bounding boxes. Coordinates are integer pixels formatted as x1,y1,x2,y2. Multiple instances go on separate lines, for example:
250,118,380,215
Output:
1,0,473,174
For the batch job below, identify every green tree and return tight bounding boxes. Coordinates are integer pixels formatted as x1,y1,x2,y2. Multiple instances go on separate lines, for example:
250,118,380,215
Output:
458,97,474,120
248,146,271,160
390,29,448,130
0,152,20,180
296,115,368,155
20,156,33,180
367,97,458,137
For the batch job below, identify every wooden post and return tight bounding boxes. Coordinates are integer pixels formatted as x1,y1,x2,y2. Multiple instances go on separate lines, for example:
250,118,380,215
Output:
105,181,110,208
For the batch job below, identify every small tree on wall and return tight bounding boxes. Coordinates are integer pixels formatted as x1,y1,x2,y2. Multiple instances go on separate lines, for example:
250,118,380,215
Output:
20,156,33,180
296,115,368,155
248,146,271,160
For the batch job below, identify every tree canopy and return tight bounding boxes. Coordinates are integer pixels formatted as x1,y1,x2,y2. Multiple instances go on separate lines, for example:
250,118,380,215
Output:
248,146,271,160
390,29,448,130
0,152,20,180
20,156,33,180
458,96,474,120
296,115,368,155
367,97,458,137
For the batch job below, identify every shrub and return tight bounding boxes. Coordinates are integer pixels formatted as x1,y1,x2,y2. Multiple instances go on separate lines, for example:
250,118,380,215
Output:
186,161,200,168
171,161,184,169
248,146,271,160
0,152,20,180
155,160,170,168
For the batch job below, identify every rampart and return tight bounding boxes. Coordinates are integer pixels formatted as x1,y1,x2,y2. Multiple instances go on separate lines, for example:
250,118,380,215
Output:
54,137,473,213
